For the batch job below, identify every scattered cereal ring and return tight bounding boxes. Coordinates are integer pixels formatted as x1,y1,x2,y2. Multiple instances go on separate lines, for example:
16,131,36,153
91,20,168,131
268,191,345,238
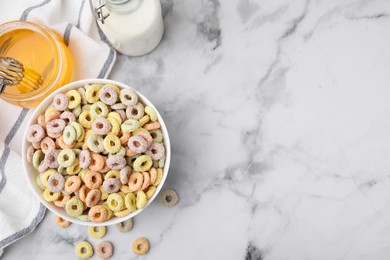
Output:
85,188,101,207
120,166,131,185
133,155,153,172
55,216,71,228
126,102,145,120
57,149,76,167
40,137,56,154
47,173,65,192
26,124,45,143
99,85,118,105
143,121,160,131
119,88,138,106
127,135,147,154
132,237,149,255
66,90,82,109
90,101,109,118
107,193,124,212
26,145,35,163
88,226,106,239
86,84,102,103
43,188,61,202
96,241,113,259
149,129,163,143
46,119,66,134
32,150,44,169
92,117,111,135
63,125,77,145
75,241,94,259
87,134,104,153
64,176,82,193
146,186,157,200
145,142,165,160
65,197,84,217
88,205,108,223
145,106,158,122
121,119,140,133
53,93,68,111
84,171,103,189
160,189,179,207
103,134,121,153
128,172,143,192
124,193,137,211
106,155,126,170
79,150,91,169
103,178,121,193
136,190,147,209
89,153,105,171
79,110,94,129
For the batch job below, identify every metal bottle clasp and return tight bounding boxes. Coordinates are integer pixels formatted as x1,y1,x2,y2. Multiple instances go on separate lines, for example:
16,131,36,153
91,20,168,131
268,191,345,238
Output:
89,0,110,24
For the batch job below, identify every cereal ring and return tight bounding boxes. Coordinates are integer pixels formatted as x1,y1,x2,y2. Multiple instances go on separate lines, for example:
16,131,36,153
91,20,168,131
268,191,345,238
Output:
79,110,95,129
75,241,93,259
86,84,102,103
136,190,147,209
127,135,147,154
79,169,89,182
107,111,122,124
26,124,45,143
47,173,65,192
96,241,113,259
116,219,133,232
119,88,138,106
71,122,85,142
66,90,82,109
40,169,56,187
37,114,46,129
32,150,44,169
99,85,118,105
139,115,150,126
55,216,71,228
43,188,61,202
44,110,61,124
72,105,82,118
60,111,76,125
79,150,91,169
88,226,106,239
36,175,45,190
64,176,82,193
84,171,103,189
104,170,120,180
101,204,113,220
143,121,160,131
102,134,120,154
90,101,109,118
87,134,104,153
63,125,77,145
128,172,143,192
57,149,76,167
145,106,158,122
141,171,151,191
53,93,68,111
67,158,81,175
132,237,149,255
47,131,61,139
92,117,111,135
133,155,152,172
32,141,41,149
38,160,49,173
121,119,140,133
125,148,137,157
107,193,124,212
120,166,131,185
26,145,35,163
111,103,127,110
53,194,71,208
116,109,127,122
89,153,105,171
146,186,157,199
114,208,132,217
46,119,66,134
160,189,179,207
85,188,101,207
119,131,131,146
149,129,163,143
134,129,153,147
78,215,89,222
82,104,92,111
106,155,126,170
107,117,120,135
109,146,126,157
57,135,76,149
65,197,84,217
153,168,163,186
44,106,56,117
88,205,108,223
99,157,110,173
145,142,165,160
124,193,136,211
40,137,56,154
103,178,121,193
77,87,87,105
79,185,91,202
126,102,145,120
149,168,157,184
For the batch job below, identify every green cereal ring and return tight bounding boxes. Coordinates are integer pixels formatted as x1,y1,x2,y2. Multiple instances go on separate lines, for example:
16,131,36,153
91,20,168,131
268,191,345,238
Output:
32,150,44,169
149,129,163,143
63,125,77,145
90,101,109,118
107,193,124,212
40,169,56,187
125,192,137,211
110,146,125,157
71,122,85,141
88,226,106,239
119,88,138,106
145,106,158,122
86,84,102,104
133,155,152,172
78,215,89,222
57,149,76,168
75,241,94,259
158,156,165,168
66,90,82,109
71,105,82,118
43,188,61,202
103,134,121,154
126,155,140,168
121,119,140,133
65,197,84,217
36,175,45,190
136,190,147,209
87,134,105,153
82,104,92,111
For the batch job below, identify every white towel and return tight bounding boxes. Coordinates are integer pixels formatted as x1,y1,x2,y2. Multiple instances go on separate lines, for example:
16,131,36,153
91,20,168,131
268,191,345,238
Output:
0,0,116,255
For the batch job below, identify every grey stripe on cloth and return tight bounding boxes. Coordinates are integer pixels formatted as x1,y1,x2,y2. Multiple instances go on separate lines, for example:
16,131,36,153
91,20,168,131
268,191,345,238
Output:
0,108,29,194
76,0,87,28
0,204,46,249
19,0,53,21
63,23,73,46
98,47,116,79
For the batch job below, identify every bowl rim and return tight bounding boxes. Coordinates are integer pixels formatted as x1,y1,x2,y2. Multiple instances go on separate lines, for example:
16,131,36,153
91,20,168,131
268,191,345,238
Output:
22,78,171,226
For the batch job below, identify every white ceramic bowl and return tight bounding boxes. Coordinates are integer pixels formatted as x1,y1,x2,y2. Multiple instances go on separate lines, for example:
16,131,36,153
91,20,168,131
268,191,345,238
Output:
22,79,171,226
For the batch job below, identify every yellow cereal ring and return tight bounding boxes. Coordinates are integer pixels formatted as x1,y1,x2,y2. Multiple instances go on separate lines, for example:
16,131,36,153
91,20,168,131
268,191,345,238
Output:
107,193,124,212
36,175,45,190
104,170,120,180
145,106,158,122
125,192,137,211
79,110,94,129
133,155,153,172
71,121,85,142
153,168,163,186
86,84,102,103
88,226,106,239
136,190,147,209
66,90,82,109
103,134,121,153
40,169,57,187
139,115,150,126
67,159,81,175
101,203,113,220
65,197,84,217
43,188,61,202
107,117,120,135
132,238,149,255
146,186,157,200
75,241,94,259
44,106,57,118
107,112,122,124
105,83,120,95
114,208,132,217
100,186,109,200
79,168,89,182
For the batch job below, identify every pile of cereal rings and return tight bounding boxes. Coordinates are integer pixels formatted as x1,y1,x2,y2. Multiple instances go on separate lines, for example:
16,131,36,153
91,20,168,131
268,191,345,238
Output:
25,83,166,223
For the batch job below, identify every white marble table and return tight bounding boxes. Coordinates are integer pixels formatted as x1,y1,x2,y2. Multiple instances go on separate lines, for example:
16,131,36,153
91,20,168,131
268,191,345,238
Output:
4,0,390,259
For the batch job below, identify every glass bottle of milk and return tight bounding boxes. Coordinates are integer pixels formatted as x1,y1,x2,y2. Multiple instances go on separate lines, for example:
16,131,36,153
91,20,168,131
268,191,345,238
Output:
89,0,164,56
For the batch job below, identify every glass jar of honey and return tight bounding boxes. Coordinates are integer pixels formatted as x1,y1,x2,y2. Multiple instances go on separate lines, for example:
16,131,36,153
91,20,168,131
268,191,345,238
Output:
0,21,73,108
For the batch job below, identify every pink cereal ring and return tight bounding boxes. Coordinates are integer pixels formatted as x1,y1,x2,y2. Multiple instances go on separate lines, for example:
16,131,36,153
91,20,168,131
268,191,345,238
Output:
145,142,165,160
60,111,76,125
48,173,65,192
53,194,71,208
40,137,56,154
96,241,113,259
26,124,45,143
85,188,102,207
32,141,41,149
92,118,111,135
99,85,118,105
103,178,121,193
46,119,66,134
26,145,35,163
79,150,91,169
53,93,68,111
44,149,59,168
127,135,147,154
38,160,49,173
106,155,126,170
116,109,126,122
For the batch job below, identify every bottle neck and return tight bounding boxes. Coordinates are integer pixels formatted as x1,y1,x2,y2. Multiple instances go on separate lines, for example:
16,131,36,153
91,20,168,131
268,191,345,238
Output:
106,0,143,14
